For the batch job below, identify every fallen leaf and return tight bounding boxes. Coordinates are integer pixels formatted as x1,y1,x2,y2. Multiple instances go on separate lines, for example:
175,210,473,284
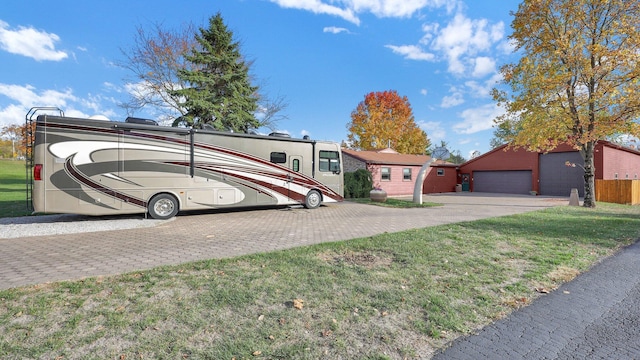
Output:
293,299,304,310
252,351,262,356
535,287,550,294
322,329,333,337
258,315,264,321
268,335,275,340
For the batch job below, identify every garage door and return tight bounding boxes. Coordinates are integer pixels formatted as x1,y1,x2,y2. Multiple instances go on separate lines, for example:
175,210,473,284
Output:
473,170,532,194
539,152,584,196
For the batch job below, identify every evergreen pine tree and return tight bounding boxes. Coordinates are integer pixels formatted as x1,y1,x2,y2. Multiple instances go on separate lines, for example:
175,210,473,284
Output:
172,13,259,132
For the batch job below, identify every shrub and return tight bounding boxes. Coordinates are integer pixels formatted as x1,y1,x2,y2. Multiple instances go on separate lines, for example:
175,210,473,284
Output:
344,169,372,198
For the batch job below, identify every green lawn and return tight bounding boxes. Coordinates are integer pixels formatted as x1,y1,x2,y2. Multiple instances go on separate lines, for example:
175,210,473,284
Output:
0,159,31,217
1,202,639,359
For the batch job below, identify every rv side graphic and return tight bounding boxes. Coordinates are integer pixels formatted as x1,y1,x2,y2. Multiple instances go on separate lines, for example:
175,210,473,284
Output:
27,110,343,219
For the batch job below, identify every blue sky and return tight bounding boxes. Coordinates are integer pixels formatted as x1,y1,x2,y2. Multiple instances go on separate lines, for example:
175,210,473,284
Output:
1,0,522,158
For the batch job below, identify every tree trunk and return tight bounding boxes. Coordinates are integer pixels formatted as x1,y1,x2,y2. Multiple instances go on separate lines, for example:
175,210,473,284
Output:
581,142,596,208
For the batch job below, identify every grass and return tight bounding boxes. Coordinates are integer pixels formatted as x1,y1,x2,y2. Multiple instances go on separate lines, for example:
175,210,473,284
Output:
348,197,442,208
1,203,639,359
0,159,31,217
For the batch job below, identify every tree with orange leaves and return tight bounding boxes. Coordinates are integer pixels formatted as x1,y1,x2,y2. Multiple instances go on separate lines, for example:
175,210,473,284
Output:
347,90,430,155
493,0,640,208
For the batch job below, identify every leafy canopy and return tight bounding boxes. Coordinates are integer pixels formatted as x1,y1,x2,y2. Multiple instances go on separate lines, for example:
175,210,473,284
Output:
347,90,430,155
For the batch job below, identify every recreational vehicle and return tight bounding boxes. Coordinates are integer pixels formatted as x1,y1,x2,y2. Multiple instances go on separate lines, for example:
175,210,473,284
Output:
26,108,343,219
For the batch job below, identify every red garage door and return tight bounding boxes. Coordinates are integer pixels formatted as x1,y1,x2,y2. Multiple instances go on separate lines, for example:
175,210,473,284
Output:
473,170,532,194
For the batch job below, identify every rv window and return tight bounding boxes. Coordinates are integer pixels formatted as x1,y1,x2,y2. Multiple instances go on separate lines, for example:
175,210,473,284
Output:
319,150,340,172
292,159,300,172
270,152,287,164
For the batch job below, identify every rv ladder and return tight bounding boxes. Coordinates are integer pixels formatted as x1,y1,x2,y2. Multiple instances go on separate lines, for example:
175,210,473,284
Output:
25,107,64,212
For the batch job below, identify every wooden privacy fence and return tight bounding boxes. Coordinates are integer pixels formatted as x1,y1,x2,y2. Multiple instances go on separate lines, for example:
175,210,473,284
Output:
595,180,640,205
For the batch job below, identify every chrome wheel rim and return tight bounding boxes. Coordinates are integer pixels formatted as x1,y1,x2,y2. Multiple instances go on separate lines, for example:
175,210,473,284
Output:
154,198,175,217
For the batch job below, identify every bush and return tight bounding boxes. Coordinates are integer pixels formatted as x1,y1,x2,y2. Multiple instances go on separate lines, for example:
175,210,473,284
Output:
344,169,372,198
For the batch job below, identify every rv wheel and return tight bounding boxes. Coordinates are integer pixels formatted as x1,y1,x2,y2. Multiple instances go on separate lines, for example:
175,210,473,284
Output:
148,193,179,220
304,190,322,209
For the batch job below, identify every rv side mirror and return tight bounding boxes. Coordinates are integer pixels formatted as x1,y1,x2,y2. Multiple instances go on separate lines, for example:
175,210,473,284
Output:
333,169,341,175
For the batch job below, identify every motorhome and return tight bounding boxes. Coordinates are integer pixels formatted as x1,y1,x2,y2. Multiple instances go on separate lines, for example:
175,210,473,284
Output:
26,108,343,219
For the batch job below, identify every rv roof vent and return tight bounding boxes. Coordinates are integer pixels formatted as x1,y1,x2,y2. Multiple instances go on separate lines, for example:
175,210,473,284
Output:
125,117,158,126
269,131,291,138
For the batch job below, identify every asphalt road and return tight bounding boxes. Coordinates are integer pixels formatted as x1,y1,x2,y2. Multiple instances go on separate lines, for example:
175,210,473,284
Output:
433,240,640,359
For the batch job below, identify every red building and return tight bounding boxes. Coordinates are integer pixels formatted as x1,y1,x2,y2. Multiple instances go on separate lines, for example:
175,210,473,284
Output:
342,148,456,196
343,140,640,198
458,141,640,196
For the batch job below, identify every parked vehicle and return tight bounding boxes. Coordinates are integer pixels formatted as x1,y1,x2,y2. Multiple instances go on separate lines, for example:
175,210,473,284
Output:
26,108,343,219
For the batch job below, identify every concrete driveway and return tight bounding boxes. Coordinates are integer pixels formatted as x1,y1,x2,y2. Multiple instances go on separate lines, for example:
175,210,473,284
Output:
0,193,567,290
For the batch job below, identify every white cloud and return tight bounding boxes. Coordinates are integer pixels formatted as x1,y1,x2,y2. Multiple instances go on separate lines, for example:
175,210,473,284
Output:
453,103,505,134
0,104,27,131
464,72,502,98
418,120,445,143
0,83,106,129
423,13,504,75
497,39,516,55
323,26,349,34
0,20,68,61
441,86,464,108
471,56,495,78
385,44,435,61
270,0,360,25
270,0,457,25
420,89,428,96
0,83,76,108
468,149,482,159
350,0,450,18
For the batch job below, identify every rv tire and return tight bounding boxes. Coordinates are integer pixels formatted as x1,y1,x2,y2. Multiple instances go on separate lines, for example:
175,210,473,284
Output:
148,193,179,220
304,190,322,209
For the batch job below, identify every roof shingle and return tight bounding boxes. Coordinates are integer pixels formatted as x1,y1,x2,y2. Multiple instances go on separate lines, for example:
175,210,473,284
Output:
342,148,431,166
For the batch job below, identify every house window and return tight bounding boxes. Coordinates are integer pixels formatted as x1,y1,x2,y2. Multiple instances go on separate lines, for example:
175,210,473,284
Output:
614,173,618,179
437,168,445,176
270,152,286,164
403,168,412,181
319,150,340,172
626,173,630,179
381,167,391,181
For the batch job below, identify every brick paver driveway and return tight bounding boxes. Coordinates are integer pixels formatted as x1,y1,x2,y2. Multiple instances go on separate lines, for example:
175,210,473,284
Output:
0,193,566,290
